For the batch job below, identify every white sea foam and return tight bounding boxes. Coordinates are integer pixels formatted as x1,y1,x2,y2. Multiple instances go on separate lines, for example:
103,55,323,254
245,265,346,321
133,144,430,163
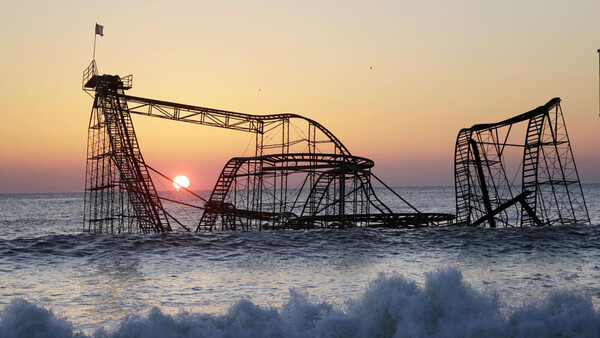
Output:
0,298,75,338
1,268,598,337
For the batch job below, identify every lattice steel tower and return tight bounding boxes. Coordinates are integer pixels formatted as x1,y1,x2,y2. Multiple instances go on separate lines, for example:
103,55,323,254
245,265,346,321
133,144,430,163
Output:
82,61,171,233
454,98,590,227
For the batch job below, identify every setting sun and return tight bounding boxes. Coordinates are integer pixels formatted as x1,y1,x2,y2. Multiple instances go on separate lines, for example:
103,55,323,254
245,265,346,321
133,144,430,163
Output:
172,175,190,191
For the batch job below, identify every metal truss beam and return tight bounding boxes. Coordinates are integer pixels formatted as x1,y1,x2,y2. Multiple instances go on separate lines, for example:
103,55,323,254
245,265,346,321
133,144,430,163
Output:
122,94,351,157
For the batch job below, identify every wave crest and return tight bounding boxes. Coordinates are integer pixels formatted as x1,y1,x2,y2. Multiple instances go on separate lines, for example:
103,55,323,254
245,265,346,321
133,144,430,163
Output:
1,268,599,337
0,298,75,338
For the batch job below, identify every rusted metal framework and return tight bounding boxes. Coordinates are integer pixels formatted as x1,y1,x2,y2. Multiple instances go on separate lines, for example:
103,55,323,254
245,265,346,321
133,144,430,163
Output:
454,98,589,227
83,62,454,233
83,61,171,233
195,153,453,231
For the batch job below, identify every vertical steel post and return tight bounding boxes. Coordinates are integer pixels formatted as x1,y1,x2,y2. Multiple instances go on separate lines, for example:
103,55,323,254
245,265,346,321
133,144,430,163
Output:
469,138,496,227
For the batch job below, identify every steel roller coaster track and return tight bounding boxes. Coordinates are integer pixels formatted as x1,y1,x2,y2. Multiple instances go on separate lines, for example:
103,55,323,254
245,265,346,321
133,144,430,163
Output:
82,61,453,233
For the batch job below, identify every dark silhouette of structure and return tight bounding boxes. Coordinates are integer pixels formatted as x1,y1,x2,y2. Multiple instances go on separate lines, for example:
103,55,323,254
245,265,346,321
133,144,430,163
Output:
82,62,453,233
454,98,590,227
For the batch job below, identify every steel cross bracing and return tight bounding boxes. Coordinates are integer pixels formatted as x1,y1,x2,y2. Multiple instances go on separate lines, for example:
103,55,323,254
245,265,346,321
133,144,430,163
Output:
83,62,171,233
122,94,351,158
197,153,393,231
454,98,590,227
196,153,452,231
82,62,454,233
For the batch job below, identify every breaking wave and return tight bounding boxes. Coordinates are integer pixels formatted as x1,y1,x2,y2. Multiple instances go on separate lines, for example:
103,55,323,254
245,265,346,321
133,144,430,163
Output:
1,268,598,338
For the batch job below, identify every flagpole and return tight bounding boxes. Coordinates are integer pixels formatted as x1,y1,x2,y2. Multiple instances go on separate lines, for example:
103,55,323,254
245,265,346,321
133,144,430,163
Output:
598,49,600,118
93,23,97,61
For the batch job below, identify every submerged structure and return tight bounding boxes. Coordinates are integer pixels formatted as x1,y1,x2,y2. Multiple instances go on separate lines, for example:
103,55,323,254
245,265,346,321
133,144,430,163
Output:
454,98,590,227
82,62,453,233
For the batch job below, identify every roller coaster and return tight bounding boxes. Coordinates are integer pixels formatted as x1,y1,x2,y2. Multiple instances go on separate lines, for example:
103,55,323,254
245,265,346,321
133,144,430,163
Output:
82,61,454,233
82,61,590,233
454,98,590,227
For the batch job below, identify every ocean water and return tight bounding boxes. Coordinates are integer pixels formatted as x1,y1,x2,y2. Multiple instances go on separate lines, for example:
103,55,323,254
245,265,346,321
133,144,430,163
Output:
1,186,600,337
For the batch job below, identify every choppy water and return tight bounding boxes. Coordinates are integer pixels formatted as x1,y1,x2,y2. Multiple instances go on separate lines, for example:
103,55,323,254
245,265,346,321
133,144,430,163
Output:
1,186,600,337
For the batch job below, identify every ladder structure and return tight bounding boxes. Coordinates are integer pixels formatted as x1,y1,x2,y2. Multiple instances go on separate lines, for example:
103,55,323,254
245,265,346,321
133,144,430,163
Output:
198,157,247,231
454,98,590,227
520,113,546,226
83,62,171,233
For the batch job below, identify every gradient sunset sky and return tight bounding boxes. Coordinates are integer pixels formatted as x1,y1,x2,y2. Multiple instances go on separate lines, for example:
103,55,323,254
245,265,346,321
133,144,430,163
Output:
1,1,600,193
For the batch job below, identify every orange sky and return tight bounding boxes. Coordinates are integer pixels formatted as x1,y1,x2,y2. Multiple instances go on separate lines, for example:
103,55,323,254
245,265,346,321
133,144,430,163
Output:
1,1,600,193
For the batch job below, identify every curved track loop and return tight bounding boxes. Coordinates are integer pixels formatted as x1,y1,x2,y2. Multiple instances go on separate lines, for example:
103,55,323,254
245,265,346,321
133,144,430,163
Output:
197,153,374,231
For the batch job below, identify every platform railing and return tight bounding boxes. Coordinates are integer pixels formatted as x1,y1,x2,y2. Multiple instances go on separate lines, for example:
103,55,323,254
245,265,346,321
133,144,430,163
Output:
82,60,98,91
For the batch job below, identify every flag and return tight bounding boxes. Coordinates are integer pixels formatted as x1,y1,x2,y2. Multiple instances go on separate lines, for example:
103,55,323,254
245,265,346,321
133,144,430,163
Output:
95,24,104,37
